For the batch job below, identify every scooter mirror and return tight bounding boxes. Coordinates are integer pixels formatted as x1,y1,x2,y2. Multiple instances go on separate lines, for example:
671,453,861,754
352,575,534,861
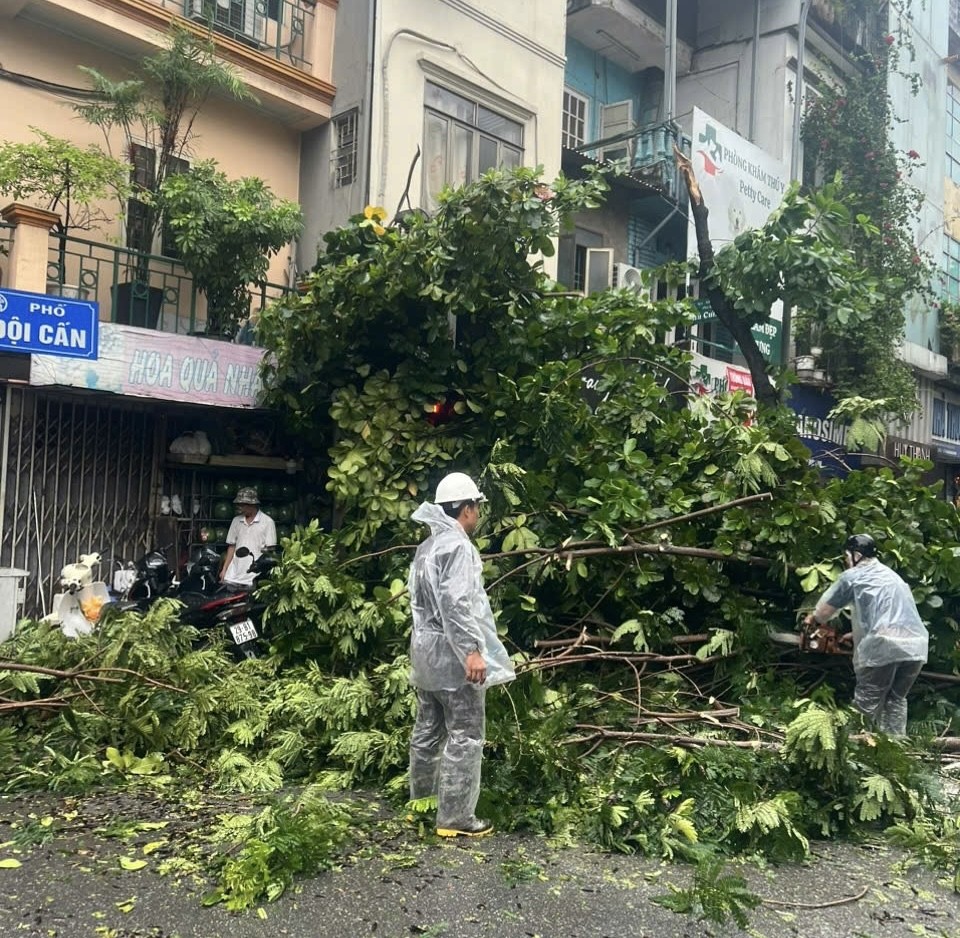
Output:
235,546,252,558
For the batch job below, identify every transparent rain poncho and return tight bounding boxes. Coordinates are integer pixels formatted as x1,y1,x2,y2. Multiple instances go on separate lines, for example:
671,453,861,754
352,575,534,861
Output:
407,502,515,828
407,502,516,691
816,558,928,671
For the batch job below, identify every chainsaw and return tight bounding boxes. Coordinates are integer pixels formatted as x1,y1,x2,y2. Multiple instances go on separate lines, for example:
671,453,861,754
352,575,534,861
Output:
768,617,851,655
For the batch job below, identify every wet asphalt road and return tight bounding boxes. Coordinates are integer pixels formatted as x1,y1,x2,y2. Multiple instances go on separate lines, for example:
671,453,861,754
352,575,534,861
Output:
1,791,958,938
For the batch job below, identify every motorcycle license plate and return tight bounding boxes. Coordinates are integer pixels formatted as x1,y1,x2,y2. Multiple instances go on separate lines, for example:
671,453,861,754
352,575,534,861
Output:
229,618,258,644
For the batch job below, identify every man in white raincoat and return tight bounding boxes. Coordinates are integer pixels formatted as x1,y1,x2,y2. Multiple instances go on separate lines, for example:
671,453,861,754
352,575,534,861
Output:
803,533,928,735
408,472,515,837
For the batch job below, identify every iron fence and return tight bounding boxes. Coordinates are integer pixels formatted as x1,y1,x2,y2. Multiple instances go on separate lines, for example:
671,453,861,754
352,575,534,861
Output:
183,0,315,71
46,232,292,338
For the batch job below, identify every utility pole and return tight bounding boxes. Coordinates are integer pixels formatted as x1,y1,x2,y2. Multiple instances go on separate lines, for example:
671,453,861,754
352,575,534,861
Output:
783,0,812,368
664,0,677,122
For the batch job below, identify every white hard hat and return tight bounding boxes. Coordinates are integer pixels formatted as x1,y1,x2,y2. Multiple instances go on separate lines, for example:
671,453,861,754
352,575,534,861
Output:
435,472,485,505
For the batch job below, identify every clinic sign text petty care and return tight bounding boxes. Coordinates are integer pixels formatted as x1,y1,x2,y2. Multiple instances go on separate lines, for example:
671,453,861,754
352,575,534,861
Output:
0,288,98,360
30,323,265,409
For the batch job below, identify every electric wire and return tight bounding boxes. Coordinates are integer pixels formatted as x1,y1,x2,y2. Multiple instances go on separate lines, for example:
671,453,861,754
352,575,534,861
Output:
0,64,105,101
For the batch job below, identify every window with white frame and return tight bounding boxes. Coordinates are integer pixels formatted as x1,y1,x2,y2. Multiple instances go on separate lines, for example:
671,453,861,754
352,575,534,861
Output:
331,110,359,188
562,89,588,149
944,234,960,301
423,81,524,209
948,82,960,184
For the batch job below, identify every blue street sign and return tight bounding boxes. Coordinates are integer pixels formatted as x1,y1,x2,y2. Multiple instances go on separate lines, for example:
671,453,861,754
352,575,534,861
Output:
0,287,99,360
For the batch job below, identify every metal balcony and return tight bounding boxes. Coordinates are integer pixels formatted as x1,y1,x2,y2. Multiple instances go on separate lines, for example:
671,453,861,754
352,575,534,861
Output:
183,0,315,72
570,122,691,201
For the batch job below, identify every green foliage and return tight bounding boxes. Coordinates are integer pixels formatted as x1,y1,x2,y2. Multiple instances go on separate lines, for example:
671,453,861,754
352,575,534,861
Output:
800,14,925,417
205,784,355,910
74,22,252,255
651,853,761,929
887,809,960,891
783,701,849,775
711,181,882,332
0,128,130,232
734,793,809,857
161,160,303,336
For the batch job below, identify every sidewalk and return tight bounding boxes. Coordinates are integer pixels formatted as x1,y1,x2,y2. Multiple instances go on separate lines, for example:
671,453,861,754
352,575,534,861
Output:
1,792,957,938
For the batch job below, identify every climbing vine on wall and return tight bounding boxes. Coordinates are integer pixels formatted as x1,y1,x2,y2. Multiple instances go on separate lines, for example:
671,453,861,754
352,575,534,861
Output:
801,0,929,417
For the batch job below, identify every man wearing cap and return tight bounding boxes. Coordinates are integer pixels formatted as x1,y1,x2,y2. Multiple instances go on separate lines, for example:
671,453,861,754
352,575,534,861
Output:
219,487,277,589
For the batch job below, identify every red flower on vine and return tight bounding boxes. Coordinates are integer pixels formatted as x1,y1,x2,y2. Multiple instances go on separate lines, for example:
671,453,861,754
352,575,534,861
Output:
907,149,920,159
884,34,895,45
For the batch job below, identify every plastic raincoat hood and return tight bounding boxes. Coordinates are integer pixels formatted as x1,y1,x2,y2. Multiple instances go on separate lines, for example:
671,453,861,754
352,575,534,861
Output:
408,502,515,690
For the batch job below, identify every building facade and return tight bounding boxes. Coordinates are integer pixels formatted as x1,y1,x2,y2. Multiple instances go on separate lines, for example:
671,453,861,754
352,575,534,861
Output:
298,0,566,273
0,0,338,615
561,0,956,491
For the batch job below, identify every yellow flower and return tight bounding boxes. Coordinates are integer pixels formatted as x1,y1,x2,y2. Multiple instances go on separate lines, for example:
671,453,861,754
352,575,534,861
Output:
372,223,386,236
363,205,387,222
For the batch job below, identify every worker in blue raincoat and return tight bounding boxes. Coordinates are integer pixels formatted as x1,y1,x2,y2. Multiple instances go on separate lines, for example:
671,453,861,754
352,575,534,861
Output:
407,472,515,838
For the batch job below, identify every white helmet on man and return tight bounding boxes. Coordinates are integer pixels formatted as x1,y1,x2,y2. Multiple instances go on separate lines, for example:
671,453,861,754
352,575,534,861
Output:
435,472,485,505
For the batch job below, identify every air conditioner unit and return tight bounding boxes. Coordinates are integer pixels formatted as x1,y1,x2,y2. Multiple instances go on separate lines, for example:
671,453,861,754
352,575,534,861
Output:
189,0,264,44
615,263,645,292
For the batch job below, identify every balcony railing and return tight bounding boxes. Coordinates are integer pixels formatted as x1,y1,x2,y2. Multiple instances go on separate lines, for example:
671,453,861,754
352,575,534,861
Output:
183,0,314,71
46,232,292,340
574,122,691,201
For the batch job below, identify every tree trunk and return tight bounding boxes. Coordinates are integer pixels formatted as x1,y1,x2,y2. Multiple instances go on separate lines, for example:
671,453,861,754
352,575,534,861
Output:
675,146,780,409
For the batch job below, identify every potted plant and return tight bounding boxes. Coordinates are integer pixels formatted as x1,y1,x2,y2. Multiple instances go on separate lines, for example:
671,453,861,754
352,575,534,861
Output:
73,23,251,327
0,129,130,297
161,160,303,339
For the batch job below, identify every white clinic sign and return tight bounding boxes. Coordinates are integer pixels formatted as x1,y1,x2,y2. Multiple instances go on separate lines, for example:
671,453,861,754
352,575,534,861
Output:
687,107,790,256
687,109,790,378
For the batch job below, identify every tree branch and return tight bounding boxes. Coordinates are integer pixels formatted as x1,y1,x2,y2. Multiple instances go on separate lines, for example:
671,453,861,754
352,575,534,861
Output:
674,145,779,409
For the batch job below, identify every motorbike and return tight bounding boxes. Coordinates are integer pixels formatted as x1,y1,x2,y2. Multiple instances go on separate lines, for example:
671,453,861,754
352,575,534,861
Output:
115,543,221,611
179,546,279,660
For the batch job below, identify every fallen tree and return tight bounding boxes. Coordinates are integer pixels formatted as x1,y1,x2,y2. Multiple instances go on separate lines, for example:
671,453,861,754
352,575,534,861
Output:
3,167,960,920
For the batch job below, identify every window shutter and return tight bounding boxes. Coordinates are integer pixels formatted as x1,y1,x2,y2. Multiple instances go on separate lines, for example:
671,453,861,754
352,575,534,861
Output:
584,247,614,294
600,101,634,162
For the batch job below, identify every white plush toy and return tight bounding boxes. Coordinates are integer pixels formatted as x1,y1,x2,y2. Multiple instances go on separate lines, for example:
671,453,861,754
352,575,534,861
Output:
59,552,102,592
